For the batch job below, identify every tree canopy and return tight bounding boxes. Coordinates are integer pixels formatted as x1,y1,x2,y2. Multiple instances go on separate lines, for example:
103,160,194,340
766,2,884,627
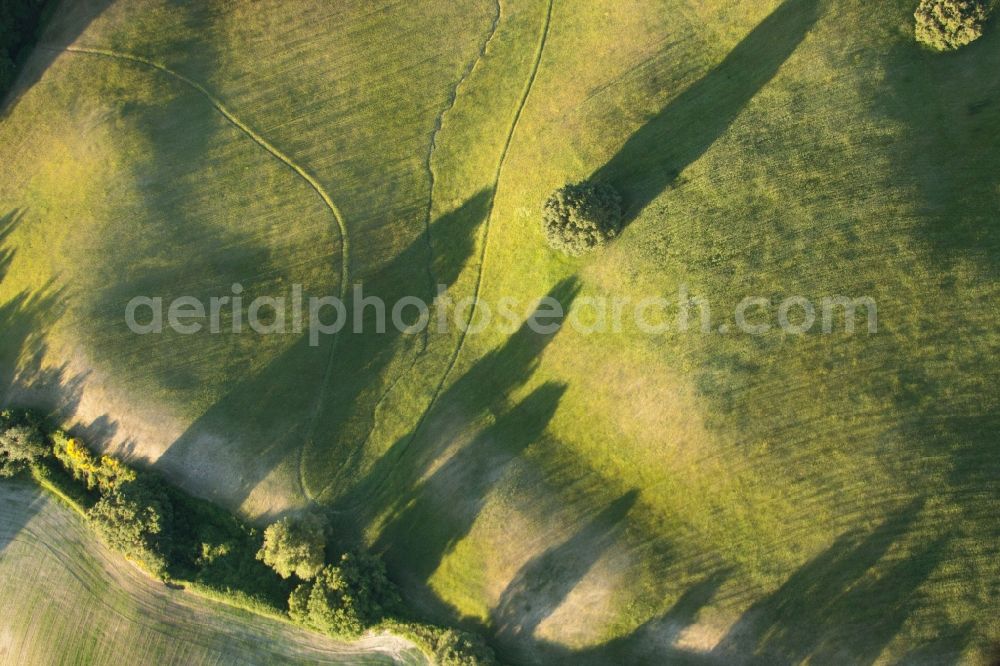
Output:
88,477,173,578
0,410,48,477
915,0,991,51
288,552,398,638
542,181,623,256
257,516,326,580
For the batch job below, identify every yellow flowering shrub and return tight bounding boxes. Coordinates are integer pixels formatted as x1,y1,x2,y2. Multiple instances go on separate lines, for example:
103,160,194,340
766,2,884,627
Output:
52,431,135,491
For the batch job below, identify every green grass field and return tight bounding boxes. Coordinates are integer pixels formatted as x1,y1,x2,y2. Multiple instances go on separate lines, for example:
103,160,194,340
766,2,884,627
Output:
1,0,998,663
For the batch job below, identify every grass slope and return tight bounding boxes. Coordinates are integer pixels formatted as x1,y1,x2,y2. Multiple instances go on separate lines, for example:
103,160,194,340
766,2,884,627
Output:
0,0,997,663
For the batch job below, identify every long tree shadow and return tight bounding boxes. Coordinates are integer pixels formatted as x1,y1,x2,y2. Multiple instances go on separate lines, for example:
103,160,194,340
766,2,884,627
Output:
864,20,1000,655
878,0,1000,505
518,497,951,665
879,17,1000,277
66,4,488,514
77,2,256,414
0,0,113,118
375,382,567,585
548,500,952,664
154,189,493,515
489,490,638,657
0,209,80,413
316,277,579,638
712,498,954,664
0,209,91,555
564,572,729,666
0,210,40,556
302,188,495,493
590,0,822,225
330,277,581,529
63,19,299,508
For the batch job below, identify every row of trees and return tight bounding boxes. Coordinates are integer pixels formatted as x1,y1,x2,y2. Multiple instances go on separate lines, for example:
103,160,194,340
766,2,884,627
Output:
255,516,495,664
1,410,496,665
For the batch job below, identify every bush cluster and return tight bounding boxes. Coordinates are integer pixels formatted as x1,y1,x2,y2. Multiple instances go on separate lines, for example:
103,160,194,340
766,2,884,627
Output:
542,182,623,256
257,515,326,580
260,522,496,661
4,409,498,663
53,431,135,492
432,629,498,666
288,551,398,638
89,475,173,577
0,409,47,477
915,0,992,51
385,621,498,666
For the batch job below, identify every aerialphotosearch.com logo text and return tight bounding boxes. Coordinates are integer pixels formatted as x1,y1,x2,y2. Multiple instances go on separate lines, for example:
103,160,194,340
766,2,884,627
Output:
125,283,877,346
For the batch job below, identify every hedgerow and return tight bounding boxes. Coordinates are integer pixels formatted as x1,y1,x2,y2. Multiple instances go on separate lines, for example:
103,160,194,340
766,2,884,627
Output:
0,409,496,664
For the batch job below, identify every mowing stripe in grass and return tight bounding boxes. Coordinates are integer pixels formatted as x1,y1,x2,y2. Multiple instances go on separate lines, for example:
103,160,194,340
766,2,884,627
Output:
44,44,352,502
420,0,503,303
375,0,555,480
48,45,351,292
339,1,507,497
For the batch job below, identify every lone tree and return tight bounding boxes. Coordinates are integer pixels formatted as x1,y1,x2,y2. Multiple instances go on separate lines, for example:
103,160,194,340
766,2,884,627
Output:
542,181,623,256
0,410,48,477
288,551,398,638
915,0,991,51
257,516,326,580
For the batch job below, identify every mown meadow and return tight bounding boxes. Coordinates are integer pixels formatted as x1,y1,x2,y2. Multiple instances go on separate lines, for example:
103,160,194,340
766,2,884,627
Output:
1,0,997,663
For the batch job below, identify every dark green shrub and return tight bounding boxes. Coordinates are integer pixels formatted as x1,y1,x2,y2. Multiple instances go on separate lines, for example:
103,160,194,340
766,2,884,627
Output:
382,622,497,666
288,552,398,638
915,0,991,50
542,182,623,255
257,515,326,580
167,489,291,610
288,580,312,623
88,477,173,578
0,409,48,477
433,629,498,666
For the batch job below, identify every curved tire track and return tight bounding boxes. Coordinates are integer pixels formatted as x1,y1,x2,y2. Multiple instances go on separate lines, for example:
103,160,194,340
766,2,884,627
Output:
43,45,350,502
419,0,503,301
374,0,555,479
327,0,507,501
